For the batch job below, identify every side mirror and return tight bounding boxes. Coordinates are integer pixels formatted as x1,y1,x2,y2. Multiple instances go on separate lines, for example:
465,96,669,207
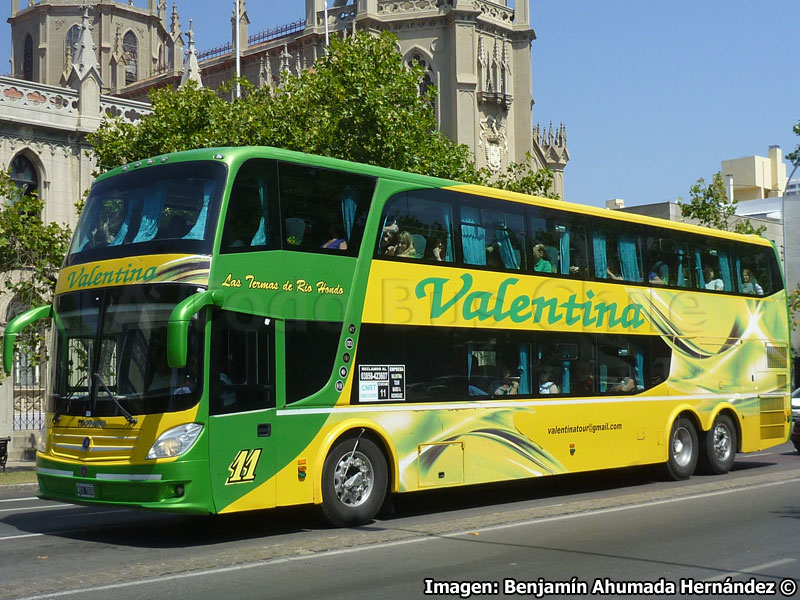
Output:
166,290,222,368
3,305,52,375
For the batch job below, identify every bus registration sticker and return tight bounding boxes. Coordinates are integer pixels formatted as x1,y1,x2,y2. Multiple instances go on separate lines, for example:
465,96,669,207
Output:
358,365,405,402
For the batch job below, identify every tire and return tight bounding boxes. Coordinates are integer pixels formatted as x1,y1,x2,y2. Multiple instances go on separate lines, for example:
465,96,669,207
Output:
321,436,388,527
663,417,699,480
697,414,737,475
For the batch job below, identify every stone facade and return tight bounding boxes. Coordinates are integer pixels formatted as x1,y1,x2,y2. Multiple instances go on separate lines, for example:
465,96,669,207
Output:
10,0,569,195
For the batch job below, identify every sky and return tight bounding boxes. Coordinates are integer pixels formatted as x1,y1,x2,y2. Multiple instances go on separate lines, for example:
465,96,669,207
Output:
3,1,798,208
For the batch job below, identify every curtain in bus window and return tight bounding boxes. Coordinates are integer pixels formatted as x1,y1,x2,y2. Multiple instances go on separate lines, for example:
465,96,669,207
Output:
599,363,608,392
496,228,520,270
718,251,732,291
618,236,640,281
110,192,136,246
559,232,570,274
518,343,530,394
461,207,487,266
694,251,705,287
635,348,644,389
247,177,268,245
77,198,104,251
443,209,454,261
132,182,168,242
592,232,607,278
185,178,217,240
676,248,686,287
341,187,356,240
561,360,570,394
735,256,743,291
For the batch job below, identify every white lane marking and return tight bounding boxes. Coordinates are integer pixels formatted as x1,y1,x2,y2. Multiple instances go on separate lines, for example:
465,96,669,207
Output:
0,532,44,541
13,476,800,600
702,558,795,581
0,504,76,514
0,496,39,503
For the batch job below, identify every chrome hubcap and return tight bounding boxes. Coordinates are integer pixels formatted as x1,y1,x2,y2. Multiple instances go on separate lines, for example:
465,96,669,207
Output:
712,423,732,461
672,426,693,467
333,450,373,507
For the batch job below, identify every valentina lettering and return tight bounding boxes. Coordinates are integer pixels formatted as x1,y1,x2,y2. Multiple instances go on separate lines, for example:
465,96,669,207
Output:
66,264,158,290
415,273,645,329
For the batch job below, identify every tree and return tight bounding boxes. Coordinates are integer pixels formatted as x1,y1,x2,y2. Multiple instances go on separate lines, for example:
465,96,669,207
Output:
678,171,765,236
88,31,557,198
0,169,72,378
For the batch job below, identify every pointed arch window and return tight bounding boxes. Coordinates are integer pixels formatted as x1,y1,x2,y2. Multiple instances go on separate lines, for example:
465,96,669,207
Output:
23,34,34,80
65,25,80,69
10,154,39,199
406,52,435,116
123,31,138,84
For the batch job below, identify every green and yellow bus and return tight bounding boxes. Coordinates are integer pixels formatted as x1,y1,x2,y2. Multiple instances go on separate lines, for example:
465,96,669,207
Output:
4,146,792,526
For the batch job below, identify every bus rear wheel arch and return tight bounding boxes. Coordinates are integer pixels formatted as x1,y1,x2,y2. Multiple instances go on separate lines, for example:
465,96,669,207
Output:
697,413,738,475
663,415,699,480
320,432,389,527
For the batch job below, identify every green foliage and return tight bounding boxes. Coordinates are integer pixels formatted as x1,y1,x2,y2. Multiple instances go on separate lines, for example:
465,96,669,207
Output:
88,31,556,197
678,171,764,236
786,120,800,168
788,284,800,332
0,169,72,377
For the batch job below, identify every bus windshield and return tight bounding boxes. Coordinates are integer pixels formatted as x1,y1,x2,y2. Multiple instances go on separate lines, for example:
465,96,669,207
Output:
66,161,227,266
49,285,204,418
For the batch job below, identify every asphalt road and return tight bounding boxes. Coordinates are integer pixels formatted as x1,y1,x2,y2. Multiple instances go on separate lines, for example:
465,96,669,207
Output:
1,443,798,600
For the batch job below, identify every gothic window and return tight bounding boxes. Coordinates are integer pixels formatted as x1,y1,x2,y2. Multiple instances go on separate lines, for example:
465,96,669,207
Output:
65,25,80,67
406,52,435,117
123,31,138,84
23,34,33,80
10,154,39,198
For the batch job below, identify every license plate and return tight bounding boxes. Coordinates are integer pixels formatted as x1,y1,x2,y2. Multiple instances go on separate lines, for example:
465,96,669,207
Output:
76,483,95,498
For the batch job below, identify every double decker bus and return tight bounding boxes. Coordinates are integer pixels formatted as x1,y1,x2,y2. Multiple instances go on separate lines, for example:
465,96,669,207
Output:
4,146,792,526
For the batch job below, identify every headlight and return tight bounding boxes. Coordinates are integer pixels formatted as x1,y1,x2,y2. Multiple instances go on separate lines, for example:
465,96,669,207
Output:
146,423,203,459
37,422,49,453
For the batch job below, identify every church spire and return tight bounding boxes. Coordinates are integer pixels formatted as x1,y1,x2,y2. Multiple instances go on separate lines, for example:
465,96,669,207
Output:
180,19,203,88
69,2,101,83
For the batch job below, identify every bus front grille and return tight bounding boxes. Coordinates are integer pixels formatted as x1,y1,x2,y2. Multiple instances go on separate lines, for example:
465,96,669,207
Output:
51,429,141,462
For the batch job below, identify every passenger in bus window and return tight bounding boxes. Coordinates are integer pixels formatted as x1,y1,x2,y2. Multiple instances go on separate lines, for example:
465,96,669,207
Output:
389,231,417,258
606,259,623,280
611,374,635,393
380,222,399,254
532,243,554,273
648,261,669,285
322,224,348,250
538,366,560,394
703,267,723,290
572,363,594,395
431,238,445,261
741,268,763,295
493,366,519,395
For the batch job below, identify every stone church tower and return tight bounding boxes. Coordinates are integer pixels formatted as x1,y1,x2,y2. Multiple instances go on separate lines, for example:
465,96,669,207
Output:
8,0,568,191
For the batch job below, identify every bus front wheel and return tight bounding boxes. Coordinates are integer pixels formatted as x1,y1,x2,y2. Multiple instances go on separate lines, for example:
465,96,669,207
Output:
697,414,737,475
321,435,388,527
663,417,698,480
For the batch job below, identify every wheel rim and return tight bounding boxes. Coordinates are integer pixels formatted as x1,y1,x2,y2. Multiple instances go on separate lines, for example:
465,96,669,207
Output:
333,450,373,507
672,425,693,467
712,423,732,461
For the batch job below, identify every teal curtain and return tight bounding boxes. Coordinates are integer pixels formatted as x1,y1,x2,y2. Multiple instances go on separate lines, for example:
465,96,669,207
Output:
443,209,454,262
561,361,570,394
185,179,217,241
635,349,644,389
77,199,104,250
461,207,486,265
341,187,357,240
518,344,530,394
559,232,571,274
735,256,743,292
718,251,732,291
496,228,520,270
132,182,168,242
599,364,608,392
695,251,705,287
676,248,685,287
618,236,641,281
246,177,269,246
110,193,138,246
592,232,607,278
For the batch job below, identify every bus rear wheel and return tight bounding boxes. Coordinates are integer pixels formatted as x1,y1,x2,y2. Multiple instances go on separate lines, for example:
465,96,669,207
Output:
663,417,698,480
697,414,737,475
321,435,387,527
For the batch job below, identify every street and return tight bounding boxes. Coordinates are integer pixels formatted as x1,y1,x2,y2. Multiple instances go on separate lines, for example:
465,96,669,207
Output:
1,444,798,600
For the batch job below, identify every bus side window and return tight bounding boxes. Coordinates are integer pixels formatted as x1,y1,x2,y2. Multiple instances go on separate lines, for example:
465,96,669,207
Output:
221,159,276,253
210,310,275,415
379,190,455,262
528,206,589,277
736,242,781,296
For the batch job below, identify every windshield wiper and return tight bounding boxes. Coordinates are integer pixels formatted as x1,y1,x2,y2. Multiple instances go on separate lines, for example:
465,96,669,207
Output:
94,372,138,424
54,374,88,423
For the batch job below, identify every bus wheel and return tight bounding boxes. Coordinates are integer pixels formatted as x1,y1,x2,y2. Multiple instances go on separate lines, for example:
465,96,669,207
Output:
663,417,698,480
321,435,388,527
698,414,737,475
